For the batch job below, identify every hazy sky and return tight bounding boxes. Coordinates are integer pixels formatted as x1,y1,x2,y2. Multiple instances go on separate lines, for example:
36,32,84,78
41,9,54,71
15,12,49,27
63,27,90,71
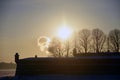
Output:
0,0,120,62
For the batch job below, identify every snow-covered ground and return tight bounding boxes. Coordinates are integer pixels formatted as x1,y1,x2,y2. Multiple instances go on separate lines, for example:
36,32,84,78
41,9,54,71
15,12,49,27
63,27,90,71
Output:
1,75,120,80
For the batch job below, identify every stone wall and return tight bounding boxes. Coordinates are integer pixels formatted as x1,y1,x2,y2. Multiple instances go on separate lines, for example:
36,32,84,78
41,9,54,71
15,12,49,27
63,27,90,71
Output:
15,58,120,75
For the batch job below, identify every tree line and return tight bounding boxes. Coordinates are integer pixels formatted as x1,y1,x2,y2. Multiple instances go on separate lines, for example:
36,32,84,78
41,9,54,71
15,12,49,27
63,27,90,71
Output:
48,28,120,57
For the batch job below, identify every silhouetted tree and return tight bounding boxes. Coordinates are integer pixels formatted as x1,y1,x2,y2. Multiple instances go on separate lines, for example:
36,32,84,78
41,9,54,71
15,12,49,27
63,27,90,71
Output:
109,29,120,52
65,39,70,57
106,36,110,52
48,38,65,57
78,29,91,53
74,31,78,49
48,38,60,57
92,28,106,53
63,37,72,57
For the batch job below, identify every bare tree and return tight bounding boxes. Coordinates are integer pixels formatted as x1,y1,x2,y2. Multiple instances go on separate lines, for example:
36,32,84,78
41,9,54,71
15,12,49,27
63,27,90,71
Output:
74,31,77,49
65,40,70,57
92,28,106,53
106,36,110,52
109,29,120,52
78,29,91,53
48,38,65,57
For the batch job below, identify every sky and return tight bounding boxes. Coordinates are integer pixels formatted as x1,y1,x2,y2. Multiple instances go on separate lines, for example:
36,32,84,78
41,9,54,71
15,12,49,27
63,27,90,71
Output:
0,0,120,62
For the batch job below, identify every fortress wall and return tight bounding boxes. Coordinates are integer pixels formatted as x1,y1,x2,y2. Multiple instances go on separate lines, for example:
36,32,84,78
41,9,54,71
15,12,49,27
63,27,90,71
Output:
15,58,120,75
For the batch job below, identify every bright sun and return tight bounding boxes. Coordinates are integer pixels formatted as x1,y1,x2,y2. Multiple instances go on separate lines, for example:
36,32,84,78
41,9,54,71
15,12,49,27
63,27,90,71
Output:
57,24,72,40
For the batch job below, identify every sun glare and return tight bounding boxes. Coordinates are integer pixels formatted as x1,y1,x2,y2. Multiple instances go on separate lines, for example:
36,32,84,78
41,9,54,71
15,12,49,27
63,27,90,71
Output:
57,24,72,40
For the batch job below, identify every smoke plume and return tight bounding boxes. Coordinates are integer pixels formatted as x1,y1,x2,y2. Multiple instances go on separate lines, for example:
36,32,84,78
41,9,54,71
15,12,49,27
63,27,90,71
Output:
38,36,51,56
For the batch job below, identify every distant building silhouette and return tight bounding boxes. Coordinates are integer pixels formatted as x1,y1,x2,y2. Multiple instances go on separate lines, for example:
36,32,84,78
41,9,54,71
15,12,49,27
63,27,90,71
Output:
73,48,77,54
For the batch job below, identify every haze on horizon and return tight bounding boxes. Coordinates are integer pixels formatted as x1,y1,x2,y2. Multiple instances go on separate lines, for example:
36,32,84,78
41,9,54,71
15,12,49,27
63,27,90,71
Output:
0,0,120,62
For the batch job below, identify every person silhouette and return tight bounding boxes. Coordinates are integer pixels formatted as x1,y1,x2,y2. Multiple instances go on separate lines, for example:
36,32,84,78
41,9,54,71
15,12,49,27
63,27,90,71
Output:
35,55,37,58
15,53,19,63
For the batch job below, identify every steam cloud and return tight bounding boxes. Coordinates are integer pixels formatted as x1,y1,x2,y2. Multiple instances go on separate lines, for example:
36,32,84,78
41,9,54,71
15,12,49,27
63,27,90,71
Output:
38,36,51,56
38,36,65,57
